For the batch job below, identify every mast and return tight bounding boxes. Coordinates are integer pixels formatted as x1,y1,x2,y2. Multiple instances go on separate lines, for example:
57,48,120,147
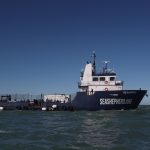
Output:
92,51,96,73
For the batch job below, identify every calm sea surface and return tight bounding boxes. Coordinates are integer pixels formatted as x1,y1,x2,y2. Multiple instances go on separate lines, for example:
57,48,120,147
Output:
0,106,150,150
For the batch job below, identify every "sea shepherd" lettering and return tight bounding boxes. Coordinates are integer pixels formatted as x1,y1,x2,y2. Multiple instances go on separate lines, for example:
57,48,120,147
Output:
100,98,132,105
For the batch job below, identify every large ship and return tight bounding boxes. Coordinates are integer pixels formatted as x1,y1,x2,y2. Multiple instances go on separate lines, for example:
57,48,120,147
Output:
70,52,147,110
0,52,148,111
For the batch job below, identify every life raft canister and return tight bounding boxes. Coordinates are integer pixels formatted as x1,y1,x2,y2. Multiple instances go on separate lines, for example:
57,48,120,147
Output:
105,88,108,91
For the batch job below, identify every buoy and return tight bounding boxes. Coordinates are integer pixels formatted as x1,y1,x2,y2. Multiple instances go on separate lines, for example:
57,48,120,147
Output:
105,81,108,84
52,105,57,109
0,107,4,110
42,107,47,111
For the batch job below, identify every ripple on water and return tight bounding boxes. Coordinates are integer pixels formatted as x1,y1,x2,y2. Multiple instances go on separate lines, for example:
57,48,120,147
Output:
0,106,150,150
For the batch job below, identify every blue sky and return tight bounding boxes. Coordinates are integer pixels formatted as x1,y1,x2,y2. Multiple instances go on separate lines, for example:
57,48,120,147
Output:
0,0,149,104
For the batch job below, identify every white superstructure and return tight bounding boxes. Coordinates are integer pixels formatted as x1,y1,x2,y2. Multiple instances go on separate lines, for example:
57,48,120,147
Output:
78,52,123,93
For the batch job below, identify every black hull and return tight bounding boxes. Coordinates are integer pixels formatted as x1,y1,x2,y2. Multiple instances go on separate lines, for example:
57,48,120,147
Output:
0,90,147,111
0,101,42,110
71,90,147,110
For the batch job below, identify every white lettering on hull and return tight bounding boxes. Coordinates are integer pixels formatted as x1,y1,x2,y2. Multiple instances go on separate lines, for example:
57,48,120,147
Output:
100,98,132,105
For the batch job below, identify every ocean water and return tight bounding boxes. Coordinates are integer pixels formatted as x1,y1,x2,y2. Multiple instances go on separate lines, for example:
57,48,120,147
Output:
0,106,150,150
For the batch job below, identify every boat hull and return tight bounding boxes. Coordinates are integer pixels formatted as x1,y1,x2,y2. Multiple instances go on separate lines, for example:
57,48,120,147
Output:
0,90,147,111
71,90,147,110
0,101,41,110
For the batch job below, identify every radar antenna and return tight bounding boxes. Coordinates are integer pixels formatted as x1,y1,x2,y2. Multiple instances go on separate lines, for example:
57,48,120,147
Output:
102,61,110,73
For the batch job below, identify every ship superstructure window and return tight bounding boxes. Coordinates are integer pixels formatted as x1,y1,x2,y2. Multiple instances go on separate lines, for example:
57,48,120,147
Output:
110,77,115,81
100,77,105,81
93,77,98,81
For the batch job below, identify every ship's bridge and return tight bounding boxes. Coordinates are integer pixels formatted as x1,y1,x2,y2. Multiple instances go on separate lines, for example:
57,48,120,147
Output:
78,54,123,93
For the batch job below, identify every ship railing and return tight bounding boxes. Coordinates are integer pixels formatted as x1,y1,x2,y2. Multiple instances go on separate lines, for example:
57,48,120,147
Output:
78,82,95,87
115,81,123,86
78,81,120,86
0,94,44,102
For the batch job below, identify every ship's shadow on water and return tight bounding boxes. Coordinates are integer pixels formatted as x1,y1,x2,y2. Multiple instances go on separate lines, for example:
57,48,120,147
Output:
0,106,150,150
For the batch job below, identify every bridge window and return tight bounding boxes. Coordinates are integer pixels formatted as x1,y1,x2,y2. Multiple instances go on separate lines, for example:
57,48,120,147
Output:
93,77,98,81
110,77,115,81
100,77,105,81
